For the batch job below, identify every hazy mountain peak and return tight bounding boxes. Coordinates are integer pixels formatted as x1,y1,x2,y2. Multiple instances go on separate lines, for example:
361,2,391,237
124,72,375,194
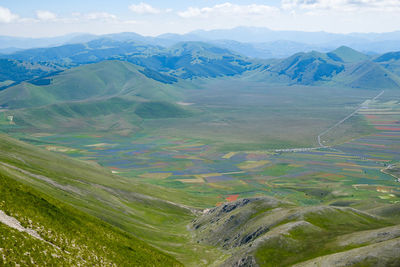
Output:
328,45,369,63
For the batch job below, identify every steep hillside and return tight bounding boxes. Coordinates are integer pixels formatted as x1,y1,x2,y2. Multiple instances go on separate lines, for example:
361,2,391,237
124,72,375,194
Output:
0,134,185,266
0,171,181,266
334,61,400,89
374,51,400,76
191,197,400,266
268,51,344,85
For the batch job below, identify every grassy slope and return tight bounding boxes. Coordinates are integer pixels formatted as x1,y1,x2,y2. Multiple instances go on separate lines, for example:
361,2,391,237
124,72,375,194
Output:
333,60,400,89
0,133,225,265
0,60,182,109
0,60,194,135
0,172,181,266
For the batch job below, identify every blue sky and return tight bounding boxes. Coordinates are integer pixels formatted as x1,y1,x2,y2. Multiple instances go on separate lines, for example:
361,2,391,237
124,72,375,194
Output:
1,1,399,37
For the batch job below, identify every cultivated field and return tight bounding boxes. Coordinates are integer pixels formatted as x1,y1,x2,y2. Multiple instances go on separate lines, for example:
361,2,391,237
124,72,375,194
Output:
4,79,398,210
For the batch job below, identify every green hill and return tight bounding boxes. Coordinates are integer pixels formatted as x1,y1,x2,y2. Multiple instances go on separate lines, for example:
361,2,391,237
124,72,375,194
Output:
3,39,163,66
0,60,181,109
334,61,400,89
327,46,369,63
268,51,345,85
127,42,255,79
192,197,400,266
3,40,255,80
374,51,400,77
0,60,192,133
250,47,400,89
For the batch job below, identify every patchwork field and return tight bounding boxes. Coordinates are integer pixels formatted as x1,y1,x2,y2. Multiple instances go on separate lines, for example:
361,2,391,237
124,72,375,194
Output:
4,82,398,212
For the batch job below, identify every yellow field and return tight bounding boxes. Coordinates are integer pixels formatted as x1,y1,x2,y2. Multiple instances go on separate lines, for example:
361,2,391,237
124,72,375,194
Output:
45,146,77,153
177,178,205,183
85,143,115,147
238,160,270,170
222,152,238,159
139,172,172,179
342,168,363,173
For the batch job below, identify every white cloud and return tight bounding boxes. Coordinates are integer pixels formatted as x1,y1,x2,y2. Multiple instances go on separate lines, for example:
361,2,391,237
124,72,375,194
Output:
85,12,117,21
0,6,19,23
282,0,400,12
178,2,279,19
36,10,57,21
129,2,161,15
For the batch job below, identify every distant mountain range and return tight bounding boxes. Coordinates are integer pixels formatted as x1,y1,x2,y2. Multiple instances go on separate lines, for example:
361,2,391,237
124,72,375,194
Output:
2,27,400,58
259,46,400,89
1,36,400,91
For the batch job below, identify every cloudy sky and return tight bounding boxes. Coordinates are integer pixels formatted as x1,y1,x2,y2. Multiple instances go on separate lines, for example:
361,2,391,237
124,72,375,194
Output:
1,0,400,37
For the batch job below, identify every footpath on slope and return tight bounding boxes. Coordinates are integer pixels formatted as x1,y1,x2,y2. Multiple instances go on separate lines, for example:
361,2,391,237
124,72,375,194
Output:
0,209,64,251
0,209,44,241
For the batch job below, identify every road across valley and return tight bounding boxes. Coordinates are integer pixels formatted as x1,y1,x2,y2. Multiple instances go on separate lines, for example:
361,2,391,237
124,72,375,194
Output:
316,90,385,147
274,90,385,152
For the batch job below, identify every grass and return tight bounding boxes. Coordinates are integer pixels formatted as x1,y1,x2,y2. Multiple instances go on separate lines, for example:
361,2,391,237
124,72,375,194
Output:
254,207,390,266
135,101,190,119
0,169,181,266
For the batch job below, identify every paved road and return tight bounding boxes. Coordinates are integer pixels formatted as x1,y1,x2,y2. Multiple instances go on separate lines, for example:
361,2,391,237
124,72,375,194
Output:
317,90,385,147
273,90,385,153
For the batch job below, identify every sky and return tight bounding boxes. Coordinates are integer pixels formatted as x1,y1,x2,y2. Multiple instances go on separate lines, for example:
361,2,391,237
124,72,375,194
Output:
0,0,400,37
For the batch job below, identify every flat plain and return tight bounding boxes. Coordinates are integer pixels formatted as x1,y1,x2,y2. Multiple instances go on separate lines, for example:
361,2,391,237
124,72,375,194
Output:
3,78,398,209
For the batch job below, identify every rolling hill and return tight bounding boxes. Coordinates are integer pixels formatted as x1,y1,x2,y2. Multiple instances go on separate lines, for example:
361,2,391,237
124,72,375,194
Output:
0,59,61,89
333,60,400,89
3,40,255,80
327,46,370,63
0,60,191,134
374,51,400,76
0,60,182,109
269,51,345,84
192,197,400,266
253,46,400,89
127,42,254,79
2,39,162,66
